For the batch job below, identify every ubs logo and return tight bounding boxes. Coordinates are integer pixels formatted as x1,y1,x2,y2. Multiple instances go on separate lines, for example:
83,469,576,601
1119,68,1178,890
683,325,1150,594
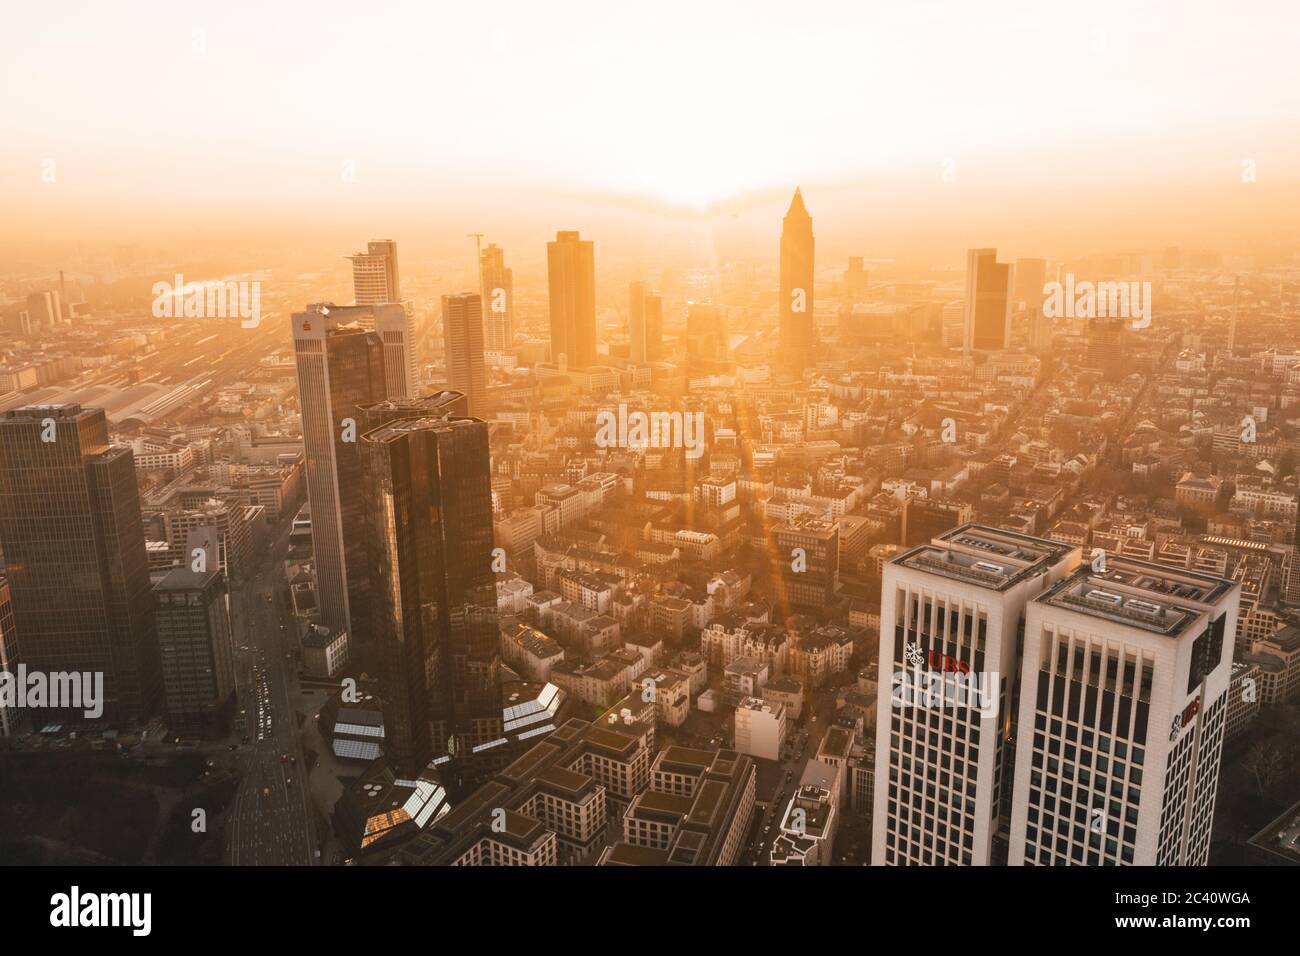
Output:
1169,696,1201,741
902,642,970,673
928,649,970,674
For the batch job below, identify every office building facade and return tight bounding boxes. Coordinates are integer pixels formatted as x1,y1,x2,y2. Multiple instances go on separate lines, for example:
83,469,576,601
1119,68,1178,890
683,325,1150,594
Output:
964,248,1012,351
479,243,514,353
547,230,597,369
873,525,1079,865
153,566,236,737
292,305,392,641
442,292,488,417
1009,558,1239,865
361,412,497,772
0,404,161,726
779,188,816,371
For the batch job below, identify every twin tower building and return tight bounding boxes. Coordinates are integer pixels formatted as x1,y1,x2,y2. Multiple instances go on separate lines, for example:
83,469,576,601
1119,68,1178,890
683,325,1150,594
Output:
874,524,1240,866
293,242,497,774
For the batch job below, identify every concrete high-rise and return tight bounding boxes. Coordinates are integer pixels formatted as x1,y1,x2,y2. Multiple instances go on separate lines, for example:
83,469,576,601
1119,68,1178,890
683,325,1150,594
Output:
348,241,417,396
361,412,497,772
963,248,1012,351
349,239,401,305
547,230,597,369
1009,558,1239,865
873,525,1079,865
153,566,236,737
779,188,816,371
0,404,162,726
479,243,514,353
941,300,965,349
775,517,839,611
441,293,487,418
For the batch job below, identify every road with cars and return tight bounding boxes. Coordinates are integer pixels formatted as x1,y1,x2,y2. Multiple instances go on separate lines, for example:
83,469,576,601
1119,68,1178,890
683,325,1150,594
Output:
225,518,316,866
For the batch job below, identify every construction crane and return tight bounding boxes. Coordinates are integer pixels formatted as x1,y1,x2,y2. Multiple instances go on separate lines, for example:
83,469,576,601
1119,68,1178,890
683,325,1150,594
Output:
468,233,484,298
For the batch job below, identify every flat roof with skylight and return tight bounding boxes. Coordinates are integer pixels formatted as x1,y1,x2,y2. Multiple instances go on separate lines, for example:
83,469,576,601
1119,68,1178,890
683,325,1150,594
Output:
892,523,1076,592
1037,556,1236,637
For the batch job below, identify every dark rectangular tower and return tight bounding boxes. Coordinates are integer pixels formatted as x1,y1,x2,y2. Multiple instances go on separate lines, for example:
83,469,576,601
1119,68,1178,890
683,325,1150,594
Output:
0,404,161,726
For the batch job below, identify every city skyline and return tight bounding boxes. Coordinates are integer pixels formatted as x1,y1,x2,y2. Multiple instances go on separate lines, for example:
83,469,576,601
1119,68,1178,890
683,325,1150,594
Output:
1,2,1299,911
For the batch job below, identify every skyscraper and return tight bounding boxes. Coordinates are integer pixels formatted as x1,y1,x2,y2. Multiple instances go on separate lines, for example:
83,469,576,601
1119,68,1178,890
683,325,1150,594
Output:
1009,558,1239,865
0,576,18,737
963,248,1013,351
845,256,869,305
349,241,417,396
357,390,469,432
25,290,63,330
441,293,488,418
374,303,419,399
941,300,965,348
546,230,597,369
349,239,401,305
685,302,726,364
153,566,236,737
873,525,1079,865
643,291,664,361
292,305,392,643
1013,257,1047,310
628,280,647,364
779,187,816,371
0,404,162,726
361,412,497,772
479,243,514,353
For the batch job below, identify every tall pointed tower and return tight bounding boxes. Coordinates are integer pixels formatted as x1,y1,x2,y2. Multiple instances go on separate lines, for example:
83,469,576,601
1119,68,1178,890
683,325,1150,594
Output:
779,187,816,372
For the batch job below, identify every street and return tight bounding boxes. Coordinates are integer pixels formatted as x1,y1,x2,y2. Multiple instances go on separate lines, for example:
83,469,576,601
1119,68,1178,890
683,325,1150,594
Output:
225,515,316,866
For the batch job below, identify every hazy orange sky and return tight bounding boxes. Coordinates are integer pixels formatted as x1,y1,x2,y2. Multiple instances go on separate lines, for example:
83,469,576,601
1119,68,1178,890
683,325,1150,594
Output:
4,0,1298,254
